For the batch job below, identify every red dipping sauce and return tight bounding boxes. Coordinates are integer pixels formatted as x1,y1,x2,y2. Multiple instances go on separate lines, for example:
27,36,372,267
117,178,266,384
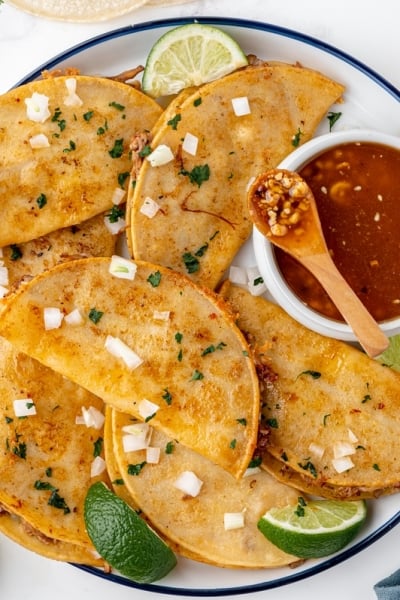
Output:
274,142,400,323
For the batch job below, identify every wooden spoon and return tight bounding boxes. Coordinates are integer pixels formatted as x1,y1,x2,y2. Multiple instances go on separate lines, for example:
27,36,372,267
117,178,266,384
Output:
248,168,389,358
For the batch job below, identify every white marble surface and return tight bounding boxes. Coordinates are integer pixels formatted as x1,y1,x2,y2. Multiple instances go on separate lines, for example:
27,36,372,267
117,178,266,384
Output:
0,1,399,599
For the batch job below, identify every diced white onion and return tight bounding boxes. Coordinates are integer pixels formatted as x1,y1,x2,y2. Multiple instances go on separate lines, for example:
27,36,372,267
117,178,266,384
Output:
229,265,247,286
112,187,126,205
308,442,325,459
153,310,170,321
64,78,83,107
348,428,359,443
29,133,50,149
146,446,161,464
0,266,9,286
242,466,261,478
333,441,356,459
146,144,174,167
104,335,143,370
79,406,105,430
182,132,198,156
109,255,137,280
13,398,36,417
174,471,203,497
43,307,63,330
140,197,161,219
246,265,267,296
122,423,152,452
231,96,251,117
64,308,84,326
138,399,160,420
332,456,355,473
25,92,51,123
90,456,106,477
104,215,126,235
0,285,8,299
224,511,245,530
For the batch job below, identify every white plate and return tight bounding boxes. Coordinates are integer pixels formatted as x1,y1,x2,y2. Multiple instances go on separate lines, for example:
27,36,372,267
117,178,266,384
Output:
11,16,400,597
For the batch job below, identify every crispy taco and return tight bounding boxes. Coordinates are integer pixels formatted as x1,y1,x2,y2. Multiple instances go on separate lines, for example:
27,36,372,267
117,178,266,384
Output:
0,257,260,478
1,211,117,295
219,281,400,498
128,62,344,289
108,407,300,568
0,336,109,560
0,75,162,246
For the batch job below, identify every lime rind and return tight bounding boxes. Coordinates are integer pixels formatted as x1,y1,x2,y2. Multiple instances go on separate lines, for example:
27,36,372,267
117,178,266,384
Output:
376,334,400,371
258,499,367,558
84,482,177,583
142,23,248,97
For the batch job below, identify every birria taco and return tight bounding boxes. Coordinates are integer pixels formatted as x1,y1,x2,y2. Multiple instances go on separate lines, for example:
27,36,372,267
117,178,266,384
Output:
0,75,161,247
219,282,400,499
0,257,260,479
128,62,344,289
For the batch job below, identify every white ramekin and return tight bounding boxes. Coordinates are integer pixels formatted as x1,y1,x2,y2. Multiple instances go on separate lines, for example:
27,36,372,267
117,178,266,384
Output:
252,128,400,341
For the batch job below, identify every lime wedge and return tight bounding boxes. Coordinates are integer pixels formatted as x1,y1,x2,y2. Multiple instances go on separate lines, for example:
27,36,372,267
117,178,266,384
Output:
142,23,248,98
376,334,400,371
258,498,367,558
84,482,177,582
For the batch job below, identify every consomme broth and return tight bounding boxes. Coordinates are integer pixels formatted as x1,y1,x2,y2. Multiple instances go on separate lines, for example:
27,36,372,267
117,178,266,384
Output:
274,142,400,322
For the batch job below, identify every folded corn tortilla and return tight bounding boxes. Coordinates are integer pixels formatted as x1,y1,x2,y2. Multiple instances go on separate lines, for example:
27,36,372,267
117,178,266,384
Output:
128,62,344,289
0,257,260,479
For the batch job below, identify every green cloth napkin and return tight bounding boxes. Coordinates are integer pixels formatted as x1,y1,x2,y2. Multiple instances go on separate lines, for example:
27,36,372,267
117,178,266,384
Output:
374,570,400,599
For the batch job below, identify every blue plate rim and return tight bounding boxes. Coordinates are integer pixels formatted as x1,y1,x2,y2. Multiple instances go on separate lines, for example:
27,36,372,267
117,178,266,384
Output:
14,14,400,596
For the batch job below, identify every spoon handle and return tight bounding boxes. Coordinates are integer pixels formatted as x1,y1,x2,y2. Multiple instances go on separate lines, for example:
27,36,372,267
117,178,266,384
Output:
302,253,389,358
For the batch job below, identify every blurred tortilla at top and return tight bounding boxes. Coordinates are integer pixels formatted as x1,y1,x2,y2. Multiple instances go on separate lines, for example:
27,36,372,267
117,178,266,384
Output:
219,282,400,499
0,257,260,479
128,62,344,289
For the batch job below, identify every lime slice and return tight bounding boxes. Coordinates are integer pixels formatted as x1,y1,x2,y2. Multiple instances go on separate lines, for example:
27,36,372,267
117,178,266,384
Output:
84,482,177,582
376,334,400,371
257,498,367,558
142,23,248,97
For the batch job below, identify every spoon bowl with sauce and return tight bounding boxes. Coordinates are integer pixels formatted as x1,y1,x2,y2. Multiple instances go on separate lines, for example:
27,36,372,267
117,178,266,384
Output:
251,128,400,350
248,167,389,357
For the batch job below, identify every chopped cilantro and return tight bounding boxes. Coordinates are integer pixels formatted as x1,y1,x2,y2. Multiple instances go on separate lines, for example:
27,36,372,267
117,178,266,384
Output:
175,332,183,344
179,164,210,187
118,171,130,188
373,463,381,471
266,418,278,429
88,308,104,324
229,438,237,449
165,441,174,454
147,271,162,287
63,140,76,153
167,113,181,130
236,418,247,426
109,101,125,111
10,244,22,261
191,370,204,381
93,437,103,458
292,127,304,147
138,144,152,158
109,138,124,158
106,205,125,223
36,193,47,209
248,456,262,468
127,461,146,476
12,442,27,459
182,251,199,274
34,480,56,491
97,120,108,135
298,460,318,478
327,111,342,131
202,341,227,356
48,489,70,514
83,110,94,121
297,370,321,380
162,388,172,405
45,467,53,477
193,97,202,107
